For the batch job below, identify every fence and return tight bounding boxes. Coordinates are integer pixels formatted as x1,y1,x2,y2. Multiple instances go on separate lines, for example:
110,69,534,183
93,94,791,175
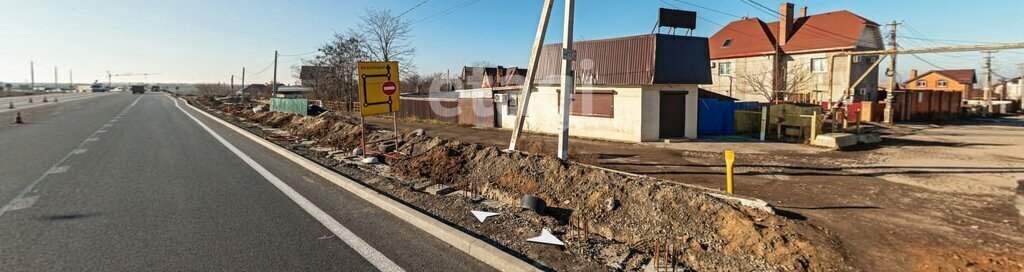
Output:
397,97,461,123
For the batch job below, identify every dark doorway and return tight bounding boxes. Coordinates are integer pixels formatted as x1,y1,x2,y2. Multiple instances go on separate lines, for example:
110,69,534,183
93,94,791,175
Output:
659,91,688,138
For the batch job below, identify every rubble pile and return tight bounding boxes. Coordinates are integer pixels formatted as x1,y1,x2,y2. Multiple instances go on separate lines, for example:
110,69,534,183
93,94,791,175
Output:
200,99,852,271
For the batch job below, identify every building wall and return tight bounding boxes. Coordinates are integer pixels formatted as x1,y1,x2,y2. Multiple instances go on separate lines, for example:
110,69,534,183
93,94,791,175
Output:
703,52,878,103
904,73,971,93
640,84,700,141
496,84,698,142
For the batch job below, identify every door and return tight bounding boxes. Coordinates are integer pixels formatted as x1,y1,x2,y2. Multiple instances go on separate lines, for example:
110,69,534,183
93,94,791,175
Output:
659,91,688,138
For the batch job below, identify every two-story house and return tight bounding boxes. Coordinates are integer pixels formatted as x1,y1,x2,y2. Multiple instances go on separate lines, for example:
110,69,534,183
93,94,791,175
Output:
903,69,976,101
703,2,884,103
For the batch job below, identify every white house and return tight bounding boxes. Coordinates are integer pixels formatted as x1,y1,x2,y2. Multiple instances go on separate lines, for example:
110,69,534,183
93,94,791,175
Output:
493,34,712,142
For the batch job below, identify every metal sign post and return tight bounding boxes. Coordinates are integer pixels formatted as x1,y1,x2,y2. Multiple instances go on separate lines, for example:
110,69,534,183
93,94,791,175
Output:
357,61,403,159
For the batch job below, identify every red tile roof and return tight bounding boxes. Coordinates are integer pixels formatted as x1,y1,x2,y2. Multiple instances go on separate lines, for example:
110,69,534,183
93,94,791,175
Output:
709,10,878,59
906,69,977,84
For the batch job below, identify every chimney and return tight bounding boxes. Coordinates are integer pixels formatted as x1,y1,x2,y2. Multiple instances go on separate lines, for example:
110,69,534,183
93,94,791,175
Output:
778,2,795,45
800,6,807,17
909,69,918,79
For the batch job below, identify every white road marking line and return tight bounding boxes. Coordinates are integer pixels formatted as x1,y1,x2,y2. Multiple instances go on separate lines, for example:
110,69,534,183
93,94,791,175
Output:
47,166,70,174
0,196,39,212
85,137,100,142
0,95,144,219
172,97,405,272
96,130,108,133
72,149,87,155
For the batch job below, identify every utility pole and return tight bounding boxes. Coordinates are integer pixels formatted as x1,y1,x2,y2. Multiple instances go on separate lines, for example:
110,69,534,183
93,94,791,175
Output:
982,51,996,115
272,50,279,96
231,75,235,91
556,0,576,160
69,69,73,89
508,0,555,151
241,67,246,89
883,20,900,124
54,66,58,90
30,61,35,90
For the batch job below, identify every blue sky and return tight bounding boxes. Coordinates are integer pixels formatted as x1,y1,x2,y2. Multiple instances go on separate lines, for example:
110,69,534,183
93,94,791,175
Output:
2,0,1023,85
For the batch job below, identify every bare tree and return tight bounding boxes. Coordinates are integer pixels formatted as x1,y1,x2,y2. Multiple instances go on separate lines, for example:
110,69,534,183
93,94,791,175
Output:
301,32,367,110
195,83,233,97
351,8,415,63
401,73,434,94
735,63,813,102
469,60,495,67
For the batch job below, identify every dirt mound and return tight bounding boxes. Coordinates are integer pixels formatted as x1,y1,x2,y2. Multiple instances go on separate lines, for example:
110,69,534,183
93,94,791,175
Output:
197,98,853,271
391,136,853,271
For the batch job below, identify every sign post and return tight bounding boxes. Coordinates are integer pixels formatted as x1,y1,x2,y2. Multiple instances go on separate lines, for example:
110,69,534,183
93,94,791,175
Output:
357,61,402,159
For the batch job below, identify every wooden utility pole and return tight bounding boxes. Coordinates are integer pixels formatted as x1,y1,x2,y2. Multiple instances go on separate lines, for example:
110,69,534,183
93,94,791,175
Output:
272,50,279,95
508,0,555,151
883,21,900,124
556,0,576,159
982,51,996,115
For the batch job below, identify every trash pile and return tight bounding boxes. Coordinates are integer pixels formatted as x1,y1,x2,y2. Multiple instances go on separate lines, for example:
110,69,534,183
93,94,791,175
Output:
198,98,853,271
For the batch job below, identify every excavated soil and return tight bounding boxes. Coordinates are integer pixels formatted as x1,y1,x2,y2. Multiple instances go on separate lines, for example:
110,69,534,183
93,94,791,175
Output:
197,98,855,271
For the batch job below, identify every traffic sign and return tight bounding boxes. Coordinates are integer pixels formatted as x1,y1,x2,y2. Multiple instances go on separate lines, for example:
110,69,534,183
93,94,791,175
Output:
382,81,397,96
357,61,401,116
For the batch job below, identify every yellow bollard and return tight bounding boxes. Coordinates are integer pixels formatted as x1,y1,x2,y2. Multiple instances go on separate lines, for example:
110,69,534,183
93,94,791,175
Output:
724,150,735,194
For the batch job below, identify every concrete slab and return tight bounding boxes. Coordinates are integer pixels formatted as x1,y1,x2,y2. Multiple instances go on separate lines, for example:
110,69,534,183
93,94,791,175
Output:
812,133,858,149
424,184,454,196
412,181,434,192
856,133,882,144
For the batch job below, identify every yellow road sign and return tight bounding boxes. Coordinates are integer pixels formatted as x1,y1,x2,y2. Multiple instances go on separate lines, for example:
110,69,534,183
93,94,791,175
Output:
357,61,401,116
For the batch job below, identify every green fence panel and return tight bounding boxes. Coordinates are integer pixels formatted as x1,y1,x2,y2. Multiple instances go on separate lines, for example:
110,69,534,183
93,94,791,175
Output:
270,98,308,116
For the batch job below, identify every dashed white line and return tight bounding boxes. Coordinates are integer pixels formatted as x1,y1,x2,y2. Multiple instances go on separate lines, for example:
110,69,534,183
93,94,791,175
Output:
0,95,143,218
171,97,405,272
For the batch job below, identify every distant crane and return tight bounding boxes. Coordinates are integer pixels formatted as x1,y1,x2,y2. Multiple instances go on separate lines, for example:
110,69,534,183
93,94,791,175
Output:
105,71,161,87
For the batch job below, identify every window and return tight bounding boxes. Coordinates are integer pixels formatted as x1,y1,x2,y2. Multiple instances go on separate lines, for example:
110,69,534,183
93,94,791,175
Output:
721,38,733,48
557,90,615,118
717,62,732,75
810,58,828,73
937,80,948,87
916,80,927,87
506,93,518,116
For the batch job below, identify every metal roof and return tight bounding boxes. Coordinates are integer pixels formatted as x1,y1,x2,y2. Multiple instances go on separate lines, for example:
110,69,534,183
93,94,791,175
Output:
534,34,711,86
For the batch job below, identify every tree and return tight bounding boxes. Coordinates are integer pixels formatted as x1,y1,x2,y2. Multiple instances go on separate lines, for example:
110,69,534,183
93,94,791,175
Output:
469,60,495,67
301,32,367,110
735,62,813,102
195,83,233,97
350,7,415,63
401,73,434,94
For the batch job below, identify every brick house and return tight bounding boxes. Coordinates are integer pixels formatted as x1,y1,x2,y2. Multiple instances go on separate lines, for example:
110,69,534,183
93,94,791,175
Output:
702,2,884,103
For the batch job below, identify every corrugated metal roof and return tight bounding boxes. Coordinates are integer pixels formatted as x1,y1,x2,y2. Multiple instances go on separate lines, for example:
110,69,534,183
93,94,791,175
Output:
534,34,711,85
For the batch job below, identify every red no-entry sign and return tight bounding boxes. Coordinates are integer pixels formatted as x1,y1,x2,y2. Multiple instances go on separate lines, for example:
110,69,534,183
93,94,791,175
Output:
382,81,397,95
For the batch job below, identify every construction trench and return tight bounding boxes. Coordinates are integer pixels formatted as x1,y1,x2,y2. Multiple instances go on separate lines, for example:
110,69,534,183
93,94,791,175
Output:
196,97,855,271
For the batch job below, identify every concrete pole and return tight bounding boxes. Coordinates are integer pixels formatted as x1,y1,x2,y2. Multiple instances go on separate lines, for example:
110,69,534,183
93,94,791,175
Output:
30,61,35,90
54,66,58,90
883,21,899,124
241,67,246,89
983,51,995,115
556,0,576,160
508,0,555,151
273,50,279,95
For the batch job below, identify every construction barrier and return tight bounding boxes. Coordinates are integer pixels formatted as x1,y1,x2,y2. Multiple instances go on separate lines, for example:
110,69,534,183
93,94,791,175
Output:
270,98,309,116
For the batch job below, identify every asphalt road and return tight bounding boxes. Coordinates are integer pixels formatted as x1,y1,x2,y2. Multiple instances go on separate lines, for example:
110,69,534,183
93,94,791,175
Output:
0,93,494,271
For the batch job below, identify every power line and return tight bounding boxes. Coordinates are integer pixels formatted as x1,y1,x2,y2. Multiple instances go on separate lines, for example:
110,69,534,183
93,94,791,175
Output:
736,0,861,44
671,0,743,18
412,0,482,25
279,50,318,57
398,0,430,17
249,59,276,75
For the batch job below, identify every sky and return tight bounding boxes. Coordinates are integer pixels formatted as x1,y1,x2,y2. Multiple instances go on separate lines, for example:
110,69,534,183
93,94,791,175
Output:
2,0,1023,86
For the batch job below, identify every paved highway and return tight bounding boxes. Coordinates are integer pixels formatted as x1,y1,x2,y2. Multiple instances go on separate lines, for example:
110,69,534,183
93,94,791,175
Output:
0,93,493,271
